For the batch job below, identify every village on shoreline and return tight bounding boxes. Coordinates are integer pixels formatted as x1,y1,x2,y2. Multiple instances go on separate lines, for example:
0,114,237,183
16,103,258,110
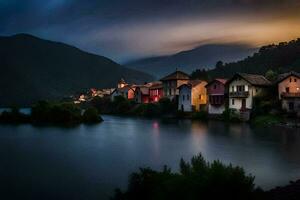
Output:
74,69,300,125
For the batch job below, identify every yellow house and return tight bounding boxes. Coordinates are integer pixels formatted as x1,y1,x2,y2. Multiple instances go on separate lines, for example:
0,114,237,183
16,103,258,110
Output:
178,80,207,112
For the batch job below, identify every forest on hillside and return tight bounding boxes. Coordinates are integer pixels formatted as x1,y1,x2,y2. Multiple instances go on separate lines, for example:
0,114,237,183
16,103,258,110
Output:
191,38,300,80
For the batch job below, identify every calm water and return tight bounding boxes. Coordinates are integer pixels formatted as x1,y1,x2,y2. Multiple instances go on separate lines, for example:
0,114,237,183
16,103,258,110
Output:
2,115,300,200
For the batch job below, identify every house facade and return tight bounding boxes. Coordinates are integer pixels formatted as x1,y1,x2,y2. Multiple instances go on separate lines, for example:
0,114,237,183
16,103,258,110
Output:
206,79,227,114
277,71,300,113
111,78,135,101
178,80,207,112
227,73,271,111
160,70,190,100
134,86,150,103
149,82,163,103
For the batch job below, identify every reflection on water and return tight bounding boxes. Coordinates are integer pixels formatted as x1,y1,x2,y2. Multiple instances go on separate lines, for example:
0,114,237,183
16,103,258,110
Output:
1,115,300,200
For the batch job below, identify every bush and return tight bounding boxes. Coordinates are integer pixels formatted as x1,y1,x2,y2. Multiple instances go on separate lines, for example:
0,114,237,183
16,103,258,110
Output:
112,153,261,200
159,98,177,114
111,96,133,114
82,107,103,123
89,96,111,114
31,101,82,124
252,114,282,126
131,103,161,117
222,109,241,122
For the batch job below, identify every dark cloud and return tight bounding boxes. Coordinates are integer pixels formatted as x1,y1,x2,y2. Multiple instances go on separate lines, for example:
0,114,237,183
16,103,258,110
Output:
0,0,300,62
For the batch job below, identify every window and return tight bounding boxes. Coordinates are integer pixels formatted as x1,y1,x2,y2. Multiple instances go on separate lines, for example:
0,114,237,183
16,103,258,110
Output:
231,86,234,92
187,95,190,100
214,84,217,89
232,99,235,105
286,87,290,93
182,95,185,101
199,94,202,100
237,85,245,92
290,78,292,82
169,89,172,95
295,79,297,82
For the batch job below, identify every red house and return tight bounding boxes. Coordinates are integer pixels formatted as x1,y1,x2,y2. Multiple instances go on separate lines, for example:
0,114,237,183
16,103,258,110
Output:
135,86,150,103
205,79,227,114
149,82,163,103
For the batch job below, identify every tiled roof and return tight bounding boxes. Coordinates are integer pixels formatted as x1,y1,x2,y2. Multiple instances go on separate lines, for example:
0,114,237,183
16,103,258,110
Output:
206,79,227,87
149,81,163,89
178,80,204,89
136,86,150,95
160,70,190,81
228,73,271,86
277,71,300,83
215,79,228,85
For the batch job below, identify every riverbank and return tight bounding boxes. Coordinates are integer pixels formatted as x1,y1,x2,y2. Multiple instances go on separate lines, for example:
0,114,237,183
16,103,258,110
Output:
0,102,103,125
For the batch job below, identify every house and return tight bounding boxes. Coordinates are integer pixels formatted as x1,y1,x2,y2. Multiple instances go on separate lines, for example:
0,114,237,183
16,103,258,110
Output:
135,86,150,103
178,80,207,112
160,70,190,100
205,79,228,115
277,71,300,113
227,73,271,112
149,81,163,103
111,78,135,101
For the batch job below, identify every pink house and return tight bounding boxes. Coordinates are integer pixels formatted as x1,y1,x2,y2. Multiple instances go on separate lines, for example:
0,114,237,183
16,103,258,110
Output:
205,79,227,114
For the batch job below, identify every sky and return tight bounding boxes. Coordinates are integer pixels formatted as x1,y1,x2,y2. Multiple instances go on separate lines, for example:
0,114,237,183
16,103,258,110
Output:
1,0,300,63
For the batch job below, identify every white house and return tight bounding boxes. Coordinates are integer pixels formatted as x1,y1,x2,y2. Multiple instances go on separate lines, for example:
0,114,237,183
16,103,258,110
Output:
227,73,271,111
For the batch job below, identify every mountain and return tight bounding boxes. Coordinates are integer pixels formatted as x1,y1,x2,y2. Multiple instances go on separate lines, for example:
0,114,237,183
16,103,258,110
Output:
125,44,257,78
0,34,153,106
202,38,300,79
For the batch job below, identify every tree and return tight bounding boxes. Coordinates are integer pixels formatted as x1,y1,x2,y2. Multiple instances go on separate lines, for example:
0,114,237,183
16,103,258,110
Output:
82,107,103,123
112,154,262,200
265,69,278,82
216,60,224,69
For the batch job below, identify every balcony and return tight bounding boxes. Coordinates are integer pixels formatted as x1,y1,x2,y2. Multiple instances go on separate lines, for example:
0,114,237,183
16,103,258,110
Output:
209,95,225,105
281,92,300,98
229,91,249,98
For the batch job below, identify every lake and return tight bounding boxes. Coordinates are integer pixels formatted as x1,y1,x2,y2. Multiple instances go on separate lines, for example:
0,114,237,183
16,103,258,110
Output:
2,115,300,200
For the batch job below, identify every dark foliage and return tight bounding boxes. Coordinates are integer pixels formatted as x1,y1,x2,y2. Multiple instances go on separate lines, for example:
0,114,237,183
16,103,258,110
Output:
31,101,102,125
112,153,263,200
31,101,82,124
82,107,103,123
158,98,177,115
192,38,300,79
